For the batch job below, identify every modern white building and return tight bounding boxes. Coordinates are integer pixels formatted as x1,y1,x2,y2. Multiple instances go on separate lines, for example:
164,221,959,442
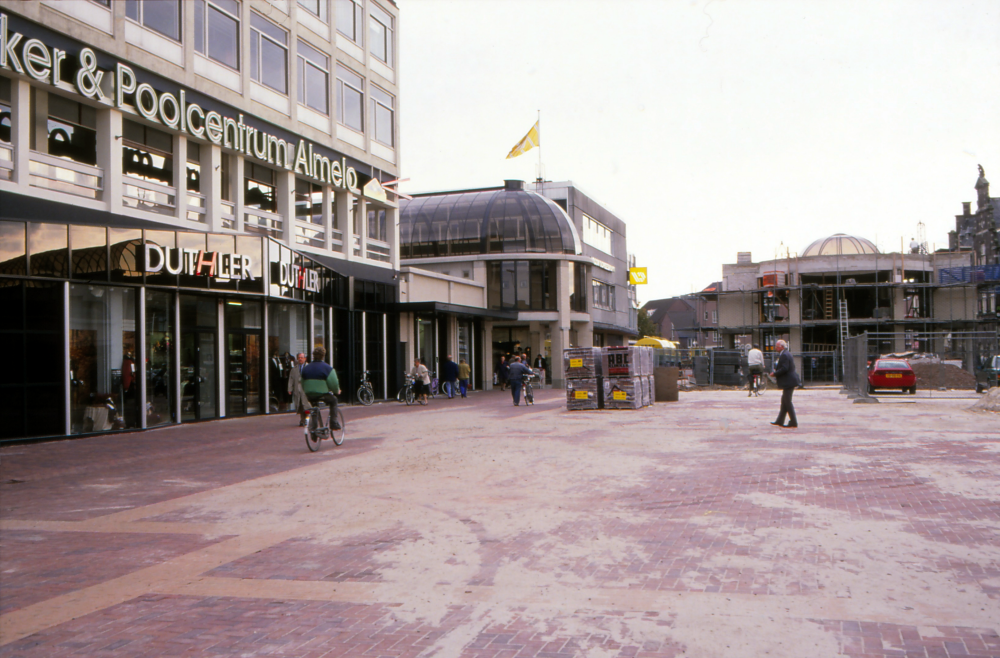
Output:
0,0,402,441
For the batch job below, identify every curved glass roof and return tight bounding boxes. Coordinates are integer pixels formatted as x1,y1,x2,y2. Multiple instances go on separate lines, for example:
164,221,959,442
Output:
400,187,581,258
802,233,878,257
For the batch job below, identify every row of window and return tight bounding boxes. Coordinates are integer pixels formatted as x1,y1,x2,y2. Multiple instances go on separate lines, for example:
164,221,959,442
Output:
124,0,392,65
592,279,615,311
583,213,613,255
120,0,393,142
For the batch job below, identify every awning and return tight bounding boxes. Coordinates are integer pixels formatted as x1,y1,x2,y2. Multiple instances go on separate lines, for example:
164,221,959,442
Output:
391,301,518,320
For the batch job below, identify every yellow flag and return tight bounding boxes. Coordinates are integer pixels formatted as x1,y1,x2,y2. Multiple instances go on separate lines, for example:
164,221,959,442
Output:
506,121,540,159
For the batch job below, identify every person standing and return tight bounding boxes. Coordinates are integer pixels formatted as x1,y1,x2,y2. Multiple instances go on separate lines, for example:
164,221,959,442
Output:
287,352,309,426
442,354,459,399
770,339,799,428
411,358,431,405
747,344,765,397
497,355,509,391
507,356,533,406
533,353,545,387
457,358,471,398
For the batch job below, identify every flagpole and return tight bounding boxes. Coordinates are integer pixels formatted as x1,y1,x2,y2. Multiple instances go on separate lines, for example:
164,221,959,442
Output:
536,109,542,185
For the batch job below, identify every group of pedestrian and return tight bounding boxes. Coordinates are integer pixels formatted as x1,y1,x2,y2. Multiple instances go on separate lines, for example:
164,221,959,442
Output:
409,355,472,405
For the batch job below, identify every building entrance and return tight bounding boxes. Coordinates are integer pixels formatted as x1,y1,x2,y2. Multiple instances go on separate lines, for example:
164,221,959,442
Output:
226,332,262,416
180,295,218,421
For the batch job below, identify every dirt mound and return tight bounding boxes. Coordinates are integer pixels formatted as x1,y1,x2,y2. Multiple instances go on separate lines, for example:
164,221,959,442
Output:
909,362,976,390
970,387,1000,413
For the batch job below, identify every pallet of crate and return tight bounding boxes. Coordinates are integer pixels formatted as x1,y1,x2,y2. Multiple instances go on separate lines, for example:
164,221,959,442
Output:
564,347,602,410
602,346,654,410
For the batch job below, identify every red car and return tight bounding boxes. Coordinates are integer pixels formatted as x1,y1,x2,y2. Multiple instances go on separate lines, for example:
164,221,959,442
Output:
868,358,917,395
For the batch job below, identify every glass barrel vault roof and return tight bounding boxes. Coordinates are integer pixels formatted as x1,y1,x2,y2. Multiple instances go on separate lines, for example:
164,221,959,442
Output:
399,188,582,258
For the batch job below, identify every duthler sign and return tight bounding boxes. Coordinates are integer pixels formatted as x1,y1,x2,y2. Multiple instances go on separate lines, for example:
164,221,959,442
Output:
0,12,364,194
144,244,255,281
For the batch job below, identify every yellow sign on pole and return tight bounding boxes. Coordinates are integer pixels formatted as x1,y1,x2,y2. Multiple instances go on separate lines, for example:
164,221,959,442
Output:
629,267,648,285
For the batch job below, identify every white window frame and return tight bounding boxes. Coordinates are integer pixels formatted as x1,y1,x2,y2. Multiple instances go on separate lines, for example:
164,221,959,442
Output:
250,12,289,95
125,0,182,42
297,40,330,115
370,84,394,147
298,0,327,22
583,213,612,254
368,2,393,67
194,0,241,71
336,65,364,133
335,0,363,44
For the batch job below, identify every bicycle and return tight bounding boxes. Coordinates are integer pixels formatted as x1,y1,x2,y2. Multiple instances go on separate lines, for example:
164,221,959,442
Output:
747,369,766,397
396,374,417,405
304,400,345,451
522,373,537,405
357,370,375,406
429,372,439,398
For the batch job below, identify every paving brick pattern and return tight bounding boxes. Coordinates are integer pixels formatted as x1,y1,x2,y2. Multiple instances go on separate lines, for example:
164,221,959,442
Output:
1,389,998,657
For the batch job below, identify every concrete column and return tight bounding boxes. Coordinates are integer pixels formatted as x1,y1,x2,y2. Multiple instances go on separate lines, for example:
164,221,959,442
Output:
174,133,187,222
322,187,333,251
576,320,593,348
204,144,224,232
389,206,400,270
234,155,245,233
11,78,31,188
96,106,122,212
277,169,294,246
358,196,368,260
31,86,48,157
553,261,572,388
336,191,351,258
483,320,494,390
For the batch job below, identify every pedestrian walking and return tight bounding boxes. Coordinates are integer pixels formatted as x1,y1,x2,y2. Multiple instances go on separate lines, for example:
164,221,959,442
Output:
457,359,471,398
507,356,533,406
287,352,309,426
442,354,458,399
770,339,800,428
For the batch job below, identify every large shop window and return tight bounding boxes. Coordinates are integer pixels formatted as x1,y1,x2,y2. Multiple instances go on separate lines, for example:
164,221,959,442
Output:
194,0,241,70
69,284,141,434
486,260,556,311
297,41,330,115
126,0,181,42
44,94,97,166
268,303,309,412
370,85,394,147
251,13,288,94
335,0,363,43
368,3,393,66
245,163,277,213
336,65,364,133
145,289,174,427
0,281,64,440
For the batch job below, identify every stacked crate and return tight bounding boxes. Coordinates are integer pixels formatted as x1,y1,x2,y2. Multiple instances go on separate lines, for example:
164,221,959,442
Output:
564,347,602,410
603,346,642,410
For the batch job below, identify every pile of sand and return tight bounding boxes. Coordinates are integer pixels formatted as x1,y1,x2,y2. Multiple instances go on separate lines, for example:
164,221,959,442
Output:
970,386,1000,412
909,362,977,390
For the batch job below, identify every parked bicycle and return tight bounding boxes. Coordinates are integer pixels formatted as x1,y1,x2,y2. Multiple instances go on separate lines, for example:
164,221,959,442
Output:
357,370,375,406
304,400,345,451
522,373,537,405
396,374,417,405
429,372,439,398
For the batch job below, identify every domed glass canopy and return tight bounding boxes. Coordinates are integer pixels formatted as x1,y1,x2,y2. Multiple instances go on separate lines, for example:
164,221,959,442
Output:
801,233,878,257
399,184,581,258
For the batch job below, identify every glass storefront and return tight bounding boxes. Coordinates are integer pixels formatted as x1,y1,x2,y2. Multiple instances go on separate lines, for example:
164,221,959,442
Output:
0,220,397,441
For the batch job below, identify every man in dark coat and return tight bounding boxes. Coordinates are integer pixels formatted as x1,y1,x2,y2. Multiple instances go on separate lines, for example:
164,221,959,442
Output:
507,356,533,406
770,339,799,428
441,354,459,399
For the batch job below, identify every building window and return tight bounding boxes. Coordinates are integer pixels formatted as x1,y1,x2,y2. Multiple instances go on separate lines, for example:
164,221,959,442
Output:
367,208,386,241
47,94,97,166
297,40,329,115
122,120,173,186
194,0,240,70
245,162,277,212
187,141,201,192
298,0,327,22
712,310,718,324
583,214,612,254
295,178,323,223
250,13,288,94
592,280,615,311
125,0,181,41
369,3,393,66
370,85,393,146
486,260,556,311
336,65,364,132
335,0,363,43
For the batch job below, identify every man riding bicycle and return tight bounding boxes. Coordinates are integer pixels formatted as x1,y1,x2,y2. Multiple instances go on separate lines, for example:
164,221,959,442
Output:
300,346,342,429
747,344,765,397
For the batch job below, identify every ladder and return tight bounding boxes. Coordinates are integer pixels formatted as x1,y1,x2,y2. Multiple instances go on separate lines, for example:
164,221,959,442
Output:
824,289,834,320
838,299,849,379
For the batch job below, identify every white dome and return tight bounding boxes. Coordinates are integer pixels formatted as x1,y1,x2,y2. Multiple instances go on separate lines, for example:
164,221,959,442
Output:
802,233,878,257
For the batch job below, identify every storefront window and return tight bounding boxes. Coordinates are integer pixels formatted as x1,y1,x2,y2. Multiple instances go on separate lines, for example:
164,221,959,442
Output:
71,225,108,282
110,228,143,284
365,311,384,397
144,230,177,287
416,316,434,375
28,222,68,278
268,303,309,412
0,221,26,276
180,295,218,421
314,306,325,353
69,284,140,434
145,289,174,427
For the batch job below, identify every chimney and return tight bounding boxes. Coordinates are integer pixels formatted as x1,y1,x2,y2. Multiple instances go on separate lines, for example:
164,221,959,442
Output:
504,180,525,191
963,202,971,215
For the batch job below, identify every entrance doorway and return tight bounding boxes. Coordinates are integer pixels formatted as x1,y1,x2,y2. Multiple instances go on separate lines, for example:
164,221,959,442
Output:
225,300,263,417
180,295,218,421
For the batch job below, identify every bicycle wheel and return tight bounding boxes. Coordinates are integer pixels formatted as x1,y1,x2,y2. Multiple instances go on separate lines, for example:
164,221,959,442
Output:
305,412,322,452
405,386,415,405
525,386,534,405
429,378,439,397
330,408,346,446
358,385,374,406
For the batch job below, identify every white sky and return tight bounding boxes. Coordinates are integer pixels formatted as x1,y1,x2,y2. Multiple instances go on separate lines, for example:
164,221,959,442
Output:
397,0,1000,303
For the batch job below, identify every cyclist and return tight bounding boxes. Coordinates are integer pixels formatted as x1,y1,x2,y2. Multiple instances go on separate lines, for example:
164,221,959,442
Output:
301,346,342,429
747,344,765,397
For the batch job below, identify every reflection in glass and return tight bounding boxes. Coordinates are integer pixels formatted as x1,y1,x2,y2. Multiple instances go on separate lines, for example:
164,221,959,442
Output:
267,303,309,412
0,221,26,276
180,295,218,421
69,285,140,434
71,225,108,281
110,228,142,283
146,289,174,427
28,222,68,278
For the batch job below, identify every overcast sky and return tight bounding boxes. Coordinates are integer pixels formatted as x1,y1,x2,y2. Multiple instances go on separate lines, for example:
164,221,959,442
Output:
397,0,1000,303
